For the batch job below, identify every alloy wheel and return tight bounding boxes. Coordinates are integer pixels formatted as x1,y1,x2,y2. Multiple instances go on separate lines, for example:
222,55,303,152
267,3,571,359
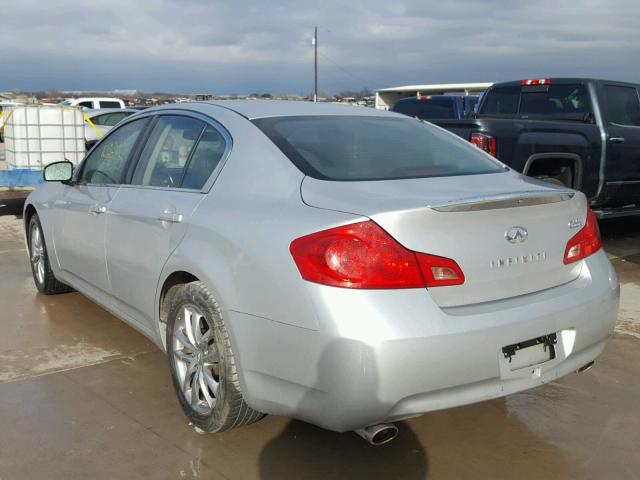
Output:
30,223,45,285
172,305,220,415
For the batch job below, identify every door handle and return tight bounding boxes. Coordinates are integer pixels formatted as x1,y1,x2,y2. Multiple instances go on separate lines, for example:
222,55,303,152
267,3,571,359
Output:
157,210,183,223
89,205,106,214
609,137,625,144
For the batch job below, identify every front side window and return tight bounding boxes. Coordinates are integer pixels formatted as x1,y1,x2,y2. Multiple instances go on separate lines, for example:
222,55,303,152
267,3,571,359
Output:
78,101,93,109
131,116,204,188
603,85,640,126
254,116,504,181
78,118,148,185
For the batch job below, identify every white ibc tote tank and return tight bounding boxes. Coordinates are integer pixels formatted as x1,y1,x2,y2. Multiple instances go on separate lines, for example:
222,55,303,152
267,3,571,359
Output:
3,105,85,169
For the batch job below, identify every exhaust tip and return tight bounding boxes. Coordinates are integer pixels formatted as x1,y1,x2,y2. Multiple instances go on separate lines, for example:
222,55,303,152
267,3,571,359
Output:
355,423,399,446
576,360,595,373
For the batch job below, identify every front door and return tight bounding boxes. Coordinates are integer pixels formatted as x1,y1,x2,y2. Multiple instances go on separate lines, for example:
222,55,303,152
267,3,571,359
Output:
53,117,150,293
54,184,118,293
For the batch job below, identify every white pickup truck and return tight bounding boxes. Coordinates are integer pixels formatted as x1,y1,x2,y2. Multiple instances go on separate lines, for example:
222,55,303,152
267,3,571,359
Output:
60,97,126,110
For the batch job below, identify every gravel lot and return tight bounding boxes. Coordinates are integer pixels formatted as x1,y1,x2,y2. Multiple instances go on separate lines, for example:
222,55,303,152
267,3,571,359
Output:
0,197,639,479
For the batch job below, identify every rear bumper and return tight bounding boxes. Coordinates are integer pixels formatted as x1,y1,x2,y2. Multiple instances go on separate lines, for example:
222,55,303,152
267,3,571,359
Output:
228,250,619,432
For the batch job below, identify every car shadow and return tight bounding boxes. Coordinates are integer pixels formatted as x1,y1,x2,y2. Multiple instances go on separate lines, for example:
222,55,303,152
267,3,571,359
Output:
257,339,428,479
0,197,25,218
258,420,427,479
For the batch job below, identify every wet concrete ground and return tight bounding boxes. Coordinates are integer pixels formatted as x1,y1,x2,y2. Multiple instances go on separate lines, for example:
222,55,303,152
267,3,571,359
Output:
0,197,639,479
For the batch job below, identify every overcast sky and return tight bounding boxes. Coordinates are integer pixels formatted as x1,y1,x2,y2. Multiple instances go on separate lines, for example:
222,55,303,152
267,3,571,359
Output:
1,0,639,95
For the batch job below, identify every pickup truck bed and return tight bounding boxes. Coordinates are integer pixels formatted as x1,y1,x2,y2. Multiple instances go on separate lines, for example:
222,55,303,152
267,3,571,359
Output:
431,78,640,217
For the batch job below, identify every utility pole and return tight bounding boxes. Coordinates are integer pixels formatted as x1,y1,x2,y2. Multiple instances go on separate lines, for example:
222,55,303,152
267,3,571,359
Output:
313,27,318,102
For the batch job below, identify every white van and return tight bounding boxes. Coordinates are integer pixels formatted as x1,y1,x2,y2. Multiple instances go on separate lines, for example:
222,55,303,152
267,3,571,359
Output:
60,97,126,110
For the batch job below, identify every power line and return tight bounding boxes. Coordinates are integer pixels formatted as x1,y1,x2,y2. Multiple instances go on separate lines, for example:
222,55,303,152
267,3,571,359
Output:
317,51,379,88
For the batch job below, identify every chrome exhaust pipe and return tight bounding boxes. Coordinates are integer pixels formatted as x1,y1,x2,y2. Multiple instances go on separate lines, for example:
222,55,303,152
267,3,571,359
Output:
577,360,595,373
355,423,398,446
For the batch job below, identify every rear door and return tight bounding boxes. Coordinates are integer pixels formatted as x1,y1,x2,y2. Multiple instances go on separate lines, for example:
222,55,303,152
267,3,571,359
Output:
53,117,150,293
600,83,640,205
105,114,230,329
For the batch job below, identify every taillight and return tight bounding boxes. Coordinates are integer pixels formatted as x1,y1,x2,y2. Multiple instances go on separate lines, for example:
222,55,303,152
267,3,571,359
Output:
563,208,601,264
521,78,551,86
290,221,465,289
471,132,497,157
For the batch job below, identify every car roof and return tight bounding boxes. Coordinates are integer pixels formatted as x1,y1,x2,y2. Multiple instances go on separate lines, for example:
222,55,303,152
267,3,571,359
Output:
149,100,395,120
71,97,123,102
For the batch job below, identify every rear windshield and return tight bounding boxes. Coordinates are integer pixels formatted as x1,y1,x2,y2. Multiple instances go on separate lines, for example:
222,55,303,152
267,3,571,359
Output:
480,83,591,120
393,97,457,120
253,116,505,181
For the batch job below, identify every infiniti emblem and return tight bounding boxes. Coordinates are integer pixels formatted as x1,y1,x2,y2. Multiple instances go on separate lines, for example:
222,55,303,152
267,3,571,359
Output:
505,226,528,244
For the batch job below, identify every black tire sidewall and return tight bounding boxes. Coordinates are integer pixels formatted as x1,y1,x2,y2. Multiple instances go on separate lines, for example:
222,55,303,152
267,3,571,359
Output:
166,283,231,432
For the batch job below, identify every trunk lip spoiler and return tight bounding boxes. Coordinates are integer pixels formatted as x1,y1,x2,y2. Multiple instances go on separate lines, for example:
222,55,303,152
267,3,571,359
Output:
431,191,575,212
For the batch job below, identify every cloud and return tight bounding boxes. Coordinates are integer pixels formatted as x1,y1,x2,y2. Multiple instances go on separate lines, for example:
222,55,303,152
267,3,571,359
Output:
0,0,638,93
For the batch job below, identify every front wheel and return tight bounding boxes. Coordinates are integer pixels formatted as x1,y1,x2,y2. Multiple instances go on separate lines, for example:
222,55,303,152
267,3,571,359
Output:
28,213,72,294
166,281,263,432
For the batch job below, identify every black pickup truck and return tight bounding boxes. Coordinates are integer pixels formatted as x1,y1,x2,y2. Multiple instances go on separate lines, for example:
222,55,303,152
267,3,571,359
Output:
432,78,640,218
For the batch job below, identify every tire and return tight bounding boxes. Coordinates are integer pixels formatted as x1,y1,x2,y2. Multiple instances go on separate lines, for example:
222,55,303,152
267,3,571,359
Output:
27,213,73,295
166,281,263,433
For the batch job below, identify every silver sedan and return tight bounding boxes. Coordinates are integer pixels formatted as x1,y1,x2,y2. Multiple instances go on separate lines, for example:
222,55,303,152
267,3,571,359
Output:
24,101,619,444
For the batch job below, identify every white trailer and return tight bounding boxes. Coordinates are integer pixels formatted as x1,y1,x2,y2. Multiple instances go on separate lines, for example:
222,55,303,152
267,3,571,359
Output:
375,82,493,110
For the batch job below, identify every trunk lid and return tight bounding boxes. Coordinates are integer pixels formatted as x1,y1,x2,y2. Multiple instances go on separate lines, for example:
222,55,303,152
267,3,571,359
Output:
301,172,587,307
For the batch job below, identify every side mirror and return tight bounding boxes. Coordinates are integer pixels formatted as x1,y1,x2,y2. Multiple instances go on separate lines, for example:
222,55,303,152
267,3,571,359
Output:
43,161,73,182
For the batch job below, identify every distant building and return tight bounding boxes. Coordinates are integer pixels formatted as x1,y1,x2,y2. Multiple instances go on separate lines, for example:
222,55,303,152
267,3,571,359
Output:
375,82,492,110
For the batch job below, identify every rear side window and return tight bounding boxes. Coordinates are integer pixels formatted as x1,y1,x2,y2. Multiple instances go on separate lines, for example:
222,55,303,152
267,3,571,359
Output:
603,85,640,126
254,116,504,181
393,98,457,119
100,101,122,109
181,126,227,189
92,112,132,127
131,116,204,188
78,118,148,185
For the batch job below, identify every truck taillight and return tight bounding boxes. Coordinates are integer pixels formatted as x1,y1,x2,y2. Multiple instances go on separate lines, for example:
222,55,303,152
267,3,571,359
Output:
563,208,602,264
289,221,465,289
470,132,497,157
521,78,551,86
